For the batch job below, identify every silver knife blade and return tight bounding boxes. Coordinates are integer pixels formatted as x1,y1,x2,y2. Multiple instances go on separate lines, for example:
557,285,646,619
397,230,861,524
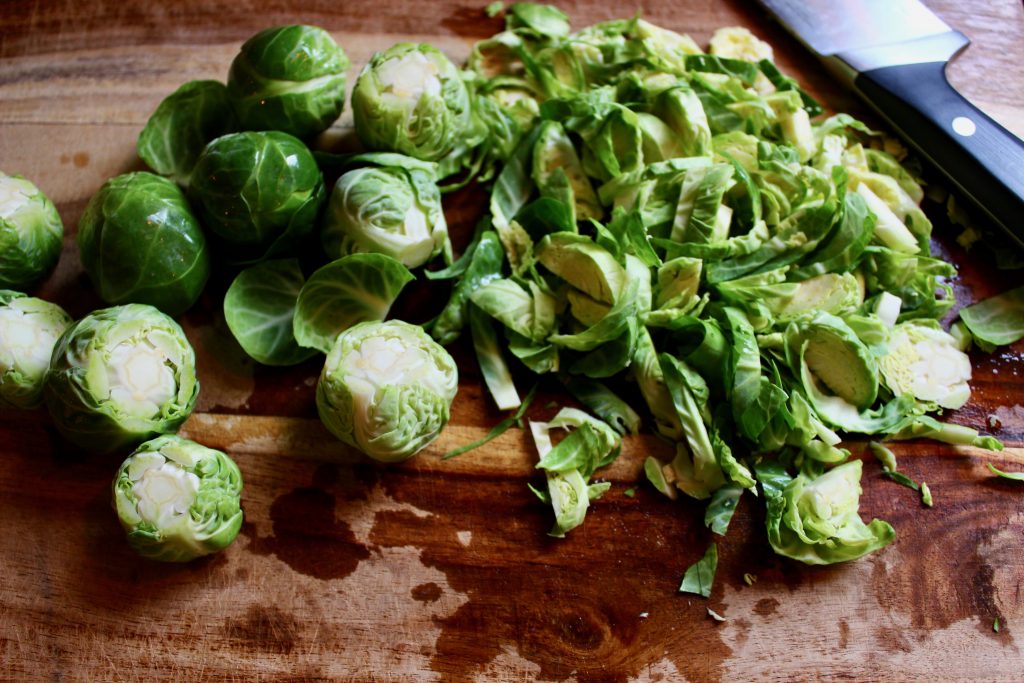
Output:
758,0,954,57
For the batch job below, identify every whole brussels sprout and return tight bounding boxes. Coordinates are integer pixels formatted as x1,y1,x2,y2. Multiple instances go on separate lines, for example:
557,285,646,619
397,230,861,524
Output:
317,320,458,462
78,172,210,316
44,304,199,453
227,25,350,139
113,435,243,562
0,290,72,409
321,157,449,267
352,43,472,161
189,131,325,263
0,172,63,291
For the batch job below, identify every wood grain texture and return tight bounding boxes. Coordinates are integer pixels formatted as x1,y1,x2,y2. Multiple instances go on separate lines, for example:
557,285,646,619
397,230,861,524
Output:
2,1,1024,681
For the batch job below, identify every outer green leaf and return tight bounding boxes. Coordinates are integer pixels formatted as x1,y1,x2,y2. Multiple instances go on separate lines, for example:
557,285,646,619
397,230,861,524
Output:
468,303,521,410
432,230,504,345
224,259,315,366
294,254,414,354
959,286,1024,350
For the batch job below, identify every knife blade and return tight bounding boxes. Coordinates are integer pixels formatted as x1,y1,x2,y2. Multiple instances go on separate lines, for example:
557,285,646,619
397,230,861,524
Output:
758,0,1024,249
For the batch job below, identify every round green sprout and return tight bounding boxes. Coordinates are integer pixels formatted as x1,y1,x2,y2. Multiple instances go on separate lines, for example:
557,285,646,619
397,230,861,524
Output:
352,43,472,161
78,172,210,316
44,304,199,453
0,172,64,291
317,320,458,462
113,435,243,562
321,161,448,267
0,291,72,409
227,25,350,139
189,131,325,263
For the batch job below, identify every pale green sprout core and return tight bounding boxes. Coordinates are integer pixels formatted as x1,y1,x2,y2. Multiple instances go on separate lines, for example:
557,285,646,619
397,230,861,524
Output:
114,435,243,562
377,50,443,105
101,333,178,419
880,323,972,409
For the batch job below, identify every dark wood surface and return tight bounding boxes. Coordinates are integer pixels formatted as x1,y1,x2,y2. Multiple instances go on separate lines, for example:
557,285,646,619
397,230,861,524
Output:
1,1,1023,680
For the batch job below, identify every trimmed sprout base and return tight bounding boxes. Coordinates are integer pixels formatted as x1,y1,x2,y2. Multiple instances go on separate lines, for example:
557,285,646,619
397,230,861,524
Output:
0,292,72,409
114,435,243,562
317,320,458,462
44,304,198,453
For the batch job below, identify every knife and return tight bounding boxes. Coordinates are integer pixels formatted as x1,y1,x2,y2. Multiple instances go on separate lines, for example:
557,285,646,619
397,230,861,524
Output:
757,0,1024,249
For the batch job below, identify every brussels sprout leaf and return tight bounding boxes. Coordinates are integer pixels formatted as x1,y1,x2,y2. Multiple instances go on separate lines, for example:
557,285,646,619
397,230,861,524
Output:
705,485,743,536
987,463,1024,482
294,254,414,354
959,286,1024,351
224,259,316,366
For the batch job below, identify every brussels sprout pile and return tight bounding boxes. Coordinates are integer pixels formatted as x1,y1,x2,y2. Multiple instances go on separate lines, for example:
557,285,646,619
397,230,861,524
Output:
4,4,1020,588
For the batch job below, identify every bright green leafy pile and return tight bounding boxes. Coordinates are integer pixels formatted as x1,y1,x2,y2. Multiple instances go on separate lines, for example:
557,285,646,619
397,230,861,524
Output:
424,4,1006,567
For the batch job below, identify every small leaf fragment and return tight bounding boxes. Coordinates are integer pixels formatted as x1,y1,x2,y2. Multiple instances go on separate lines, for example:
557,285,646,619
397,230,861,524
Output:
679,543,718,598
987,463,1024,482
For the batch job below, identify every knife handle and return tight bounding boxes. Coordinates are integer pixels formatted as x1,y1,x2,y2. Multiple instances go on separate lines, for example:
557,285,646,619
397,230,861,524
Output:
854,61,1024,248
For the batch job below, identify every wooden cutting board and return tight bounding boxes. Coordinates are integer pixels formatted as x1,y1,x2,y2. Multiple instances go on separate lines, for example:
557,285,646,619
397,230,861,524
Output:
2,1,1023,680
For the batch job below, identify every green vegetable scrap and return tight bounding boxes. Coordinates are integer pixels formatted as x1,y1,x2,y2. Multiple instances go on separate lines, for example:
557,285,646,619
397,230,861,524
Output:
987,463,1024,482
0,291,72,409
680,543,718,597
0,173,63,292
113,435,243,562
78,172,210,316
293,253,414,354
530,407,621,536
920,482,933,507
760,460,895,565
44,304,199,453
959,286,1024,352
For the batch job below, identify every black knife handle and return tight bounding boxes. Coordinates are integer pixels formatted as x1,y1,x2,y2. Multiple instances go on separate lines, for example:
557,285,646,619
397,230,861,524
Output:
854,61,1024,249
